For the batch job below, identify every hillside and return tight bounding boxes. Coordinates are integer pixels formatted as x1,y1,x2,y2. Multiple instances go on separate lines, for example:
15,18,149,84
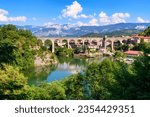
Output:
81,29,142,37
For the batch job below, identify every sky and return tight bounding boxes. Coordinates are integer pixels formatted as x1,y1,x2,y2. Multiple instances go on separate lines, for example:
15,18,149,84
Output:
0,0,150,26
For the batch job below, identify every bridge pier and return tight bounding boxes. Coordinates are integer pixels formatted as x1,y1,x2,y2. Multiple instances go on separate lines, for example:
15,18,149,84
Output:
52,40,55,53
67,40,71,48
111,41,114,51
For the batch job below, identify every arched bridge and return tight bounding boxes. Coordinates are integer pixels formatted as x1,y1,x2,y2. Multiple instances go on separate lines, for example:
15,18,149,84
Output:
38,36,140,53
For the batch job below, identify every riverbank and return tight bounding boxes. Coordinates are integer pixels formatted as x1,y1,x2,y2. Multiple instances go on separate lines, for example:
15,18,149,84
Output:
74,52,102,58
34,52,58,66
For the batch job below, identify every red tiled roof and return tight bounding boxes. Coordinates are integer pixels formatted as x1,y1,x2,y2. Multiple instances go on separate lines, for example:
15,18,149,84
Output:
133,36,150,39
125,50,142,55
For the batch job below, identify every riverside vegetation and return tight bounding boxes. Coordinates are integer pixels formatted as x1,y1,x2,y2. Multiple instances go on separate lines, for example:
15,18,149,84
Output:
0,25,150,100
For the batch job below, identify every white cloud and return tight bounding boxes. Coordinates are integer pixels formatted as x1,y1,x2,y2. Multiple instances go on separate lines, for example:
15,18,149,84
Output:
74,12,130,27
0,9,8,15
136,17,149,23
112,13,130,23
43,22,54,28
89,18,98,26
62,1,83,19
99,11,110,25
62,1,90,19
76,19,99,27
63,24,75,30
135,25,146,30
76,21,88,27
0,9,27,22
98,11,130,25
79,14,88,18
43,22,74,30
8,16,27,22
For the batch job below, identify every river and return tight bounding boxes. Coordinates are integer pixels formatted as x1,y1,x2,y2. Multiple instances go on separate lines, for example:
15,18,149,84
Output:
24,57,104,85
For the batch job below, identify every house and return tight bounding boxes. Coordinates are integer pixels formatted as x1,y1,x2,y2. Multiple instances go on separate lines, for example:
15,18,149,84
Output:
124,50,143,57
133,35,150,43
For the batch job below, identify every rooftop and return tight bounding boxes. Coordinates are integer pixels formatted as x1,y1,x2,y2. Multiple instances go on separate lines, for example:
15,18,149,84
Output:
133,35,150,39
124,50,143,55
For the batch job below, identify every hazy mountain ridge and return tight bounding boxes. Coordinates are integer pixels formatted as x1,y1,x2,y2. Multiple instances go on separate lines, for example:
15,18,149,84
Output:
2,23,150,37
81,29,142,37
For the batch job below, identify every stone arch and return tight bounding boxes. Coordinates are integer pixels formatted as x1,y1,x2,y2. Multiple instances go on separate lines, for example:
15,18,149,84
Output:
105,39,113,51
126,38,137,45
122,39,128,44
113,39,122,43
105,39,112,45
99,39,103,47
91,39,98,45
54,39,60,44
77,39,84,45
44,39,53,47
69,39,76,48
113,39,122,46
69,39,76,44
44,39,55,53
62,39,68,43
84,39,90,45
55,39,62,48
62,39,69,48
131,37,140,44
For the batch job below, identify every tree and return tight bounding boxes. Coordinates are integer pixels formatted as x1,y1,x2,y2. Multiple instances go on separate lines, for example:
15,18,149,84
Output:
132,55,150,99
85,59,115,99
110,55,150,100
0,25,44,69
28,82,66,100
44,39,52,51
132,40,150,54
0,41,17,64
115,44,129,51
55,47,74,57
114,51,126,58
139,26,150,36
110,62,135,99
0,64,28,99
63,74,84,99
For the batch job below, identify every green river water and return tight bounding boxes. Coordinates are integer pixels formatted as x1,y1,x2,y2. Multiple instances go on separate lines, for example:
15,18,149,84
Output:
24,57,104,85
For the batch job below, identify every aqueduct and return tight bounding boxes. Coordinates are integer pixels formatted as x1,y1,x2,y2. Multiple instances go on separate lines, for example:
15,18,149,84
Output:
39,36,140,53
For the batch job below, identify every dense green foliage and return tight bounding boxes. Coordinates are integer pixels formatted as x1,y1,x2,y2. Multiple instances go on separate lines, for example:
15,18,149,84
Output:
0,25,38,69
74,45,88,54
139,26,150,36
45,39,52,51
115,44,130,51
1,54,149,100
62,74,85,99
0,25,57,69
55,47,74,57
0,64,28,99
81,33,101,37
132,39,150,54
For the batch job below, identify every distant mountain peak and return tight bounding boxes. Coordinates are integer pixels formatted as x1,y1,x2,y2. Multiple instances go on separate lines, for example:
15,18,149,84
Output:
4,23,149,37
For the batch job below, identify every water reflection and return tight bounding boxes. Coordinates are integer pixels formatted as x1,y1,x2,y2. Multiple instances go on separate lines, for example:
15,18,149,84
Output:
24,65,57,85
24,57,104,86
47,62,85,82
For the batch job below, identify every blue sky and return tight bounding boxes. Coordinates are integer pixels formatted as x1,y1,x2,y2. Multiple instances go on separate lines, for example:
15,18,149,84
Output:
0,0,150,26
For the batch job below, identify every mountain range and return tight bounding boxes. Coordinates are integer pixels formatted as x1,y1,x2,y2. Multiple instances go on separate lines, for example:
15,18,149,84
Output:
11,23,150,37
